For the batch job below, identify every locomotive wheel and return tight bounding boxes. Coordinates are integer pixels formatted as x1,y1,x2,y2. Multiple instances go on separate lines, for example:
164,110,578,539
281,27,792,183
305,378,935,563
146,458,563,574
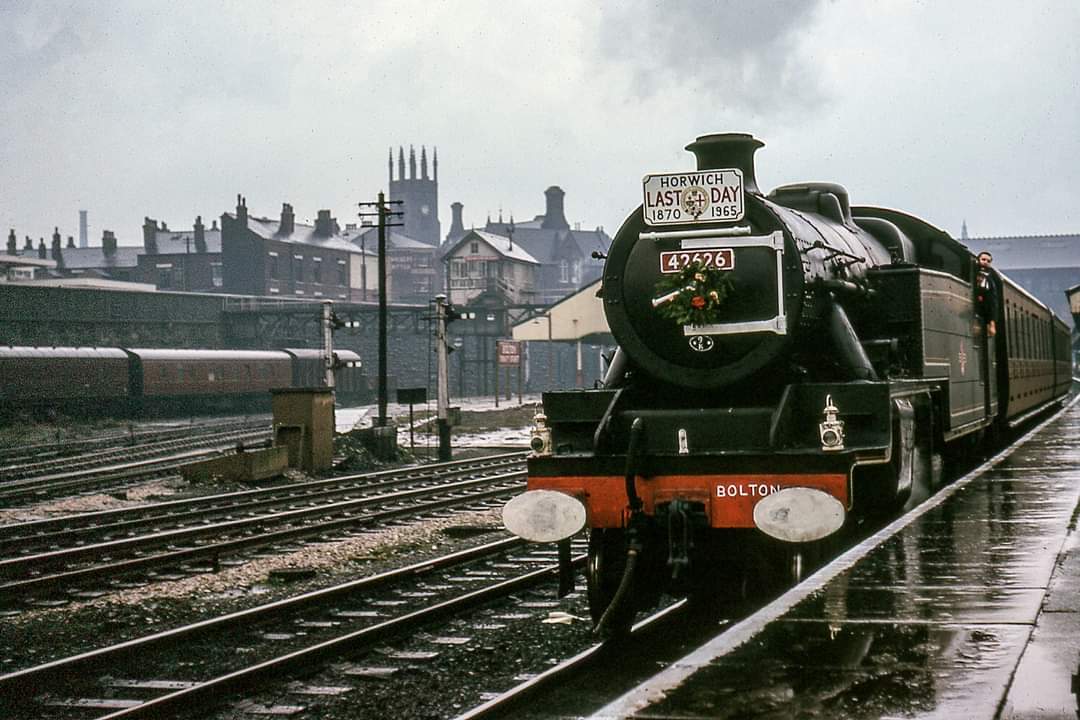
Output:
586,528,637,633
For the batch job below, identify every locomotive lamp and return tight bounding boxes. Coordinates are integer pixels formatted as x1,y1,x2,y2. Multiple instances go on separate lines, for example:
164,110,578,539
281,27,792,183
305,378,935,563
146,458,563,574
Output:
819,395,845,451
529,409,552,456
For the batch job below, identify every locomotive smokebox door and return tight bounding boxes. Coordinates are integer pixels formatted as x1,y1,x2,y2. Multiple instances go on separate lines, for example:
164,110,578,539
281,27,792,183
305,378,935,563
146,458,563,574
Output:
603,133,802,390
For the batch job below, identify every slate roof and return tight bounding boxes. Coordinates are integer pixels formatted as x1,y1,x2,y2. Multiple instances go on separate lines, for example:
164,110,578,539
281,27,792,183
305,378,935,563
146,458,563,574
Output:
346,226,433,252
222,213,362,254
448,230,539,264
150,229,222,255
12,246,140,270
481,222,611,265
968,234,1080,270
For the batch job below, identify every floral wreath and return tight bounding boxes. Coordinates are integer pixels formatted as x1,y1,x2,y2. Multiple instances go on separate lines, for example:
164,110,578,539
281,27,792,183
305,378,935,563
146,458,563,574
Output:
652,261,734,326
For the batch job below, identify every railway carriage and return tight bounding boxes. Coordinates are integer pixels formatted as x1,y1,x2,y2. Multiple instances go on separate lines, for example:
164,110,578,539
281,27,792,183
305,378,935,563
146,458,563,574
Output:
0,346,365,417
0,347,131,410
501,133,1070,632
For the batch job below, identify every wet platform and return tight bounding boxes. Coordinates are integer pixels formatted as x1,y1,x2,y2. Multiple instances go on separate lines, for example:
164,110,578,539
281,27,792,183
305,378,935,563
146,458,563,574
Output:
592,398,1080,719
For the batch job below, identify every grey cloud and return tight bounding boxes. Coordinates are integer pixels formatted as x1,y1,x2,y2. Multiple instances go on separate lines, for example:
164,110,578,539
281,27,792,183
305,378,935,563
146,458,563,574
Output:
596,0,829,113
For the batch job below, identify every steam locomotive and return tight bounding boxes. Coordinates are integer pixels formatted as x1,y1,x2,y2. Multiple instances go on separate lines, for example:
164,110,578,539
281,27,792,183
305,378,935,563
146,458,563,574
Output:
502,133,1071,632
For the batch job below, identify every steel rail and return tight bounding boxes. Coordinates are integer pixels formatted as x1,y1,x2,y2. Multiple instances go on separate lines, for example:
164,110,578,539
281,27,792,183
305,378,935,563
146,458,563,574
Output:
0,451,526,541
454,600,690,720
0,536,527,699
0,430,270,492
0,475,526,601
90,554,588,720
0,457,526,553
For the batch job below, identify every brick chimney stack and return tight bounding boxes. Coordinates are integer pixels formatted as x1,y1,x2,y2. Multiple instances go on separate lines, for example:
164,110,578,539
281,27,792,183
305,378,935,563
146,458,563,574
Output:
50,232,64,269
315,209,336,237
66,235,76,249
449,202,465,237
194,216,207,253
6,229,15,255
38,239,47,259
143,217,158,254
236,195,248,227
102,230,117,256
24,236,33,251
280,203,295,235
541,186,569,230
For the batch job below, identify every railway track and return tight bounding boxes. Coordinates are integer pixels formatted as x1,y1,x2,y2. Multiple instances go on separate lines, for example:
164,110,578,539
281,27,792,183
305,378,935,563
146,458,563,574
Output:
0,537,588,720
0,416,272,470
0,427,274,507
0,453,528,607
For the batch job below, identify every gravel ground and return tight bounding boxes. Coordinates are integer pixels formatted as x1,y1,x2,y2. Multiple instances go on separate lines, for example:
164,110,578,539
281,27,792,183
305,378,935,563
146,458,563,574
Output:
0,402,574,718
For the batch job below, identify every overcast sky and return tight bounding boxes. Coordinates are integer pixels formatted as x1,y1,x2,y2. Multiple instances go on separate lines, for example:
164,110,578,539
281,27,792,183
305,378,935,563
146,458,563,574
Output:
2,0,1077,249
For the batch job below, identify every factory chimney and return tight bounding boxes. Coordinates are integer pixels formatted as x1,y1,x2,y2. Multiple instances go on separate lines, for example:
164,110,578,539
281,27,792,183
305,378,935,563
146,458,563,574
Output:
79,210,88,248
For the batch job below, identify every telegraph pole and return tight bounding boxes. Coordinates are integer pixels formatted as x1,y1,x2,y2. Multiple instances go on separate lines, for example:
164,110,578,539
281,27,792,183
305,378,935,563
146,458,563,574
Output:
358,193,402,427
434,294,452,460
321,300,335,389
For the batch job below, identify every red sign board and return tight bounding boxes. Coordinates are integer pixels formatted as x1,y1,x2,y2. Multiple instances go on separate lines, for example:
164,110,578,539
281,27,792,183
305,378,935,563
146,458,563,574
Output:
497,340,521,367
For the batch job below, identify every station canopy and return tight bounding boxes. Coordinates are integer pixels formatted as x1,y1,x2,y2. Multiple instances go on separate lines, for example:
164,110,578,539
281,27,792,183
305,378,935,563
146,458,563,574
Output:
511,279,613,345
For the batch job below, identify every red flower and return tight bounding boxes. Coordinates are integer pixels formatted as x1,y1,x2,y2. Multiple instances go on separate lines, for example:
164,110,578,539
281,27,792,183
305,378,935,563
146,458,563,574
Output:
690,295,705,309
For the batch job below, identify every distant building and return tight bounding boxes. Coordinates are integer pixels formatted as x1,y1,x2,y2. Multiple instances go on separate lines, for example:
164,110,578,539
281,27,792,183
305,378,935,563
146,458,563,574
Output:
220,197,369,301
2,230,55,281
442,229,539,306
388,145,440,247
345,225,435,304
452,186,611,305
970,233,1080,325
138,216,222,292
6,226,139,282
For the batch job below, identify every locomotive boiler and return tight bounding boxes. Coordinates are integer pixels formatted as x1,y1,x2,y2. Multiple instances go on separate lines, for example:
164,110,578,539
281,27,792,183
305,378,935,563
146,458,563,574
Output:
501,133,1070,633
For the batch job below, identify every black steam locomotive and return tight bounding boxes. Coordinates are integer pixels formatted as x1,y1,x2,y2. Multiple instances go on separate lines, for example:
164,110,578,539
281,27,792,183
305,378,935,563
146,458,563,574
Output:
502,133,1071,632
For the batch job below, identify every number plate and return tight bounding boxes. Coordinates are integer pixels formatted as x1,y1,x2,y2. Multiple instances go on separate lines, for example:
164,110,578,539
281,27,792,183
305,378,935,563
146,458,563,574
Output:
659,248,735,274
642,169,744,226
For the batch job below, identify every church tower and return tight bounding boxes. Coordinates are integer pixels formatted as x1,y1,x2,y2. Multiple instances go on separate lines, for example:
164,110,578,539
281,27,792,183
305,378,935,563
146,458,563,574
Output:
388,144,440,247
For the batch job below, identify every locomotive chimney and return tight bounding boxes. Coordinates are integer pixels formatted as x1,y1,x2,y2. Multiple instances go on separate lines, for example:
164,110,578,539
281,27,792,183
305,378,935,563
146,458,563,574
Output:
685,133,764,195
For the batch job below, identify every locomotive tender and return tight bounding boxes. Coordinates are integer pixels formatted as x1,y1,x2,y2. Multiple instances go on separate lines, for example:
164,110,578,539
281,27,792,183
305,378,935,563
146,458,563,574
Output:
502,133,1071,631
